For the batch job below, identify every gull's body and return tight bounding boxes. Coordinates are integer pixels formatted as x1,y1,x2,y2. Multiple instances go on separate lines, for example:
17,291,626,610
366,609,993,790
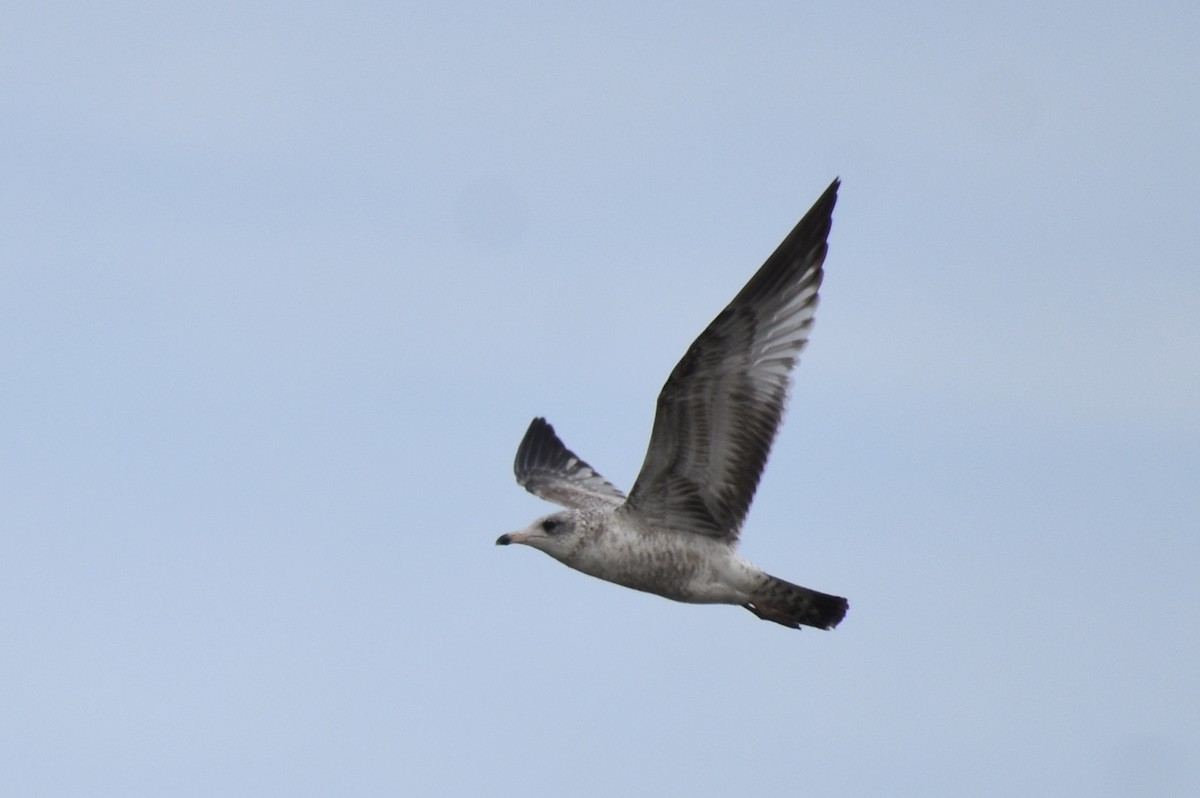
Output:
497,179,848,630
538,506,763,605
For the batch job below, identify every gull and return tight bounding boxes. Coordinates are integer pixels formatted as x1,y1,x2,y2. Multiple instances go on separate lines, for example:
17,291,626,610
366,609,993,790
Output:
497,179,848,630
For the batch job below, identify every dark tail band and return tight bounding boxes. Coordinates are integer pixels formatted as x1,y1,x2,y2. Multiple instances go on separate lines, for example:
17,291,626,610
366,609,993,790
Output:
744,574,848,630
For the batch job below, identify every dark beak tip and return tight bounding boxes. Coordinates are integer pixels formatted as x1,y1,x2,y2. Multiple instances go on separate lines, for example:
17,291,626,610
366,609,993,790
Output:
495,534,512,546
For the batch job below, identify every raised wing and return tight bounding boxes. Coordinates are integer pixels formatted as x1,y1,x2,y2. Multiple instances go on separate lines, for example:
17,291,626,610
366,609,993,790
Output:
621,178,838,541
514,417,627,510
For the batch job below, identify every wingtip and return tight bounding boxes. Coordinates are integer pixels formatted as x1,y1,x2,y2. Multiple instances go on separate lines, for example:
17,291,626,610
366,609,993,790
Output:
514,417,551,482
816,177,840,211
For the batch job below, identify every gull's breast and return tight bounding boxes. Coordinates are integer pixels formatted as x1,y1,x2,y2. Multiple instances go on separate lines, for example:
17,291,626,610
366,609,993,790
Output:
570,516,754,604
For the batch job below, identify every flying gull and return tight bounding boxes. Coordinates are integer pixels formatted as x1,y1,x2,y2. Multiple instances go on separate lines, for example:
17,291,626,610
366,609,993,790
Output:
497,179,848,630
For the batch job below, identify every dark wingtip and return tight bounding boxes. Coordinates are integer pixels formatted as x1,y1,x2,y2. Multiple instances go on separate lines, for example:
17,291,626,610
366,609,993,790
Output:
811,176,840,222
514,417,555,481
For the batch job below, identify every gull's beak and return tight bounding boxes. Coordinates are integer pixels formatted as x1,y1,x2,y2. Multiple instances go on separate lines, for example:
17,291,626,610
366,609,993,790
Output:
496,532,527,546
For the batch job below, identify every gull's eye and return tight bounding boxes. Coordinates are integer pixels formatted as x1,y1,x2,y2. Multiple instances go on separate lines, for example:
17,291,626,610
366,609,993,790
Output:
541,518,562,534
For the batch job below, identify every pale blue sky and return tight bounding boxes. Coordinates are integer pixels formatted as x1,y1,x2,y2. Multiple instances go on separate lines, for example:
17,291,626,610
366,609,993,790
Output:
2,2,1198,796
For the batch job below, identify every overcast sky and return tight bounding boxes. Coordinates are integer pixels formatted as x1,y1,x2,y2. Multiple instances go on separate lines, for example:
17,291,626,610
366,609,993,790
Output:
2,2,1198,796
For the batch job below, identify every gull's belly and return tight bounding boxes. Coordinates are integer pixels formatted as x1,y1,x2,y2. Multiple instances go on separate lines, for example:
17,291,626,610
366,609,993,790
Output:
568,525,756,605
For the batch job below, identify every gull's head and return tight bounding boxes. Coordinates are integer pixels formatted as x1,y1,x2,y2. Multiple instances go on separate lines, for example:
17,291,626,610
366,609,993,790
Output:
496,511,582,562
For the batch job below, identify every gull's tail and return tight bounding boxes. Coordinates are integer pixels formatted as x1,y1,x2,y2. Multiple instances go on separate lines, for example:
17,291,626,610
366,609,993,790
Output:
744,574,848,630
